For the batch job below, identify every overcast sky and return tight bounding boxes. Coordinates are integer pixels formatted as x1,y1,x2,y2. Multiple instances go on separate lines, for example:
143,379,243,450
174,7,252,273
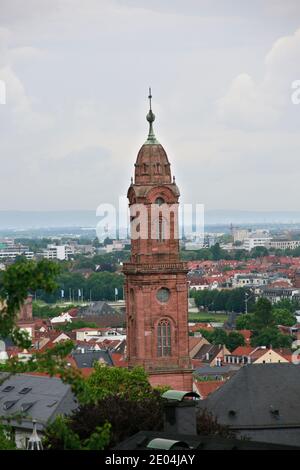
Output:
0,0,300,212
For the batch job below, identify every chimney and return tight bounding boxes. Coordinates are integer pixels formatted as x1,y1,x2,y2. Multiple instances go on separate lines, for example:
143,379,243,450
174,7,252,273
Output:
162,390,199,436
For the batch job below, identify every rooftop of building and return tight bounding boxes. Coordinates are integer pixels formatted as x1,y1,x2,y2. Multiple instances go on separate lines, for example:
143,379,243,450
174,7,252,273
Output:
0,373,77,431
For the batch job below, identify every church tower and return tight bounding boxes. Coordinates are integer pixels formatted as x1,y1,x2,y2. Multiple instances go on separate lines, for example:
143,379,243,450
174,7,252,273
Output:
123,90,192,390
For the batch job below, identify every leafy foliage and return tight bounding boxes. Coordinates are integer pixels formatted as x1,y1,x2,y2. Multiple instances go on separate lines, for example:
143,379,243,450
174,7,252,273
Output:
199,329,245,352
43,415,81,450
252,298,274,329
36,271,124,303
235,313,253,330
0,258,60,347
273,308,296,327
0,421,16,450
54,320,98,332
32,302,77,318
44,368,164,450
64,395,163,449
43,415,111,450
193,288,254,313
274,299,300,313
237,299,297,330
82,364,154,403
236,299,294,348
250,327,292,348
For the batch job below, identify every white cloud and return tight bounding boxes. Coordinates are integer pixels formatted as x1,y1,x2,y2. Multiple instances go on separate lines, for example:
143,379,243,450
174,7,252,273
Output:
0,65,53,131
217,28,300,129
217,73,279,129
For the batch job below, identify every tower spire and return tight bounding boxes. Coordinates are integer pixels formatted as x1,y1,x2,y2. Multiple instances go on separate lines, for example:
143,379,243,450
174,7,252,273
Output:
148,86,152,111
145,87,159,144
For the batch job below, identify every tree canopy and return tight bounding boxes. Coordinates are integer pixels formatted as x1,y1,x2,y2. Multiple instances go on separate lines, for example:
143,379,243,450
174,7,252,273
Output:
236,298,294,348
199,329,245,352
193,288,254,313
0,258,60,347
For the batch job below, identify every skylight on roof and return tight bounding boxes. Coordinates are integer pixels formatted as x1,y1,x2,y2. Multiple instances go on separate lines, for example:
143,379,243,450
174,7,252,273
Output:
21,402,35,413
19,387,32,395
47,400,58,408
3,400,18,410
2,386,14,392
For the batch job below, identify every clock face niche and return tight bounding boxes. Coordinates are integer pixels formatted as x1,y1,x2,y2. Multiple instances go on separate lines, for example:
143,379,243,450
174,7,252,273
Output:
156,287,170,303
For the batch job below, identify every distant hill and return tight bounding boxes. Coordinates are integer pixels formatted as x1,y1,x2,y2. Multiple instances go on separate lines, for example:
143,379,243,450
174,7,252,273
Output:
0,211,97,229
1,210,300,231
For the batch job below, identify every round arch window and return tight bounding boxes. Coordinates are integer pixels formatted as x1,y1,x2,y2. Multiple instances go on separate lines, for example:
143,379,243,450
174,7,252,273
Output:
155,197,165,206
156,288,170,303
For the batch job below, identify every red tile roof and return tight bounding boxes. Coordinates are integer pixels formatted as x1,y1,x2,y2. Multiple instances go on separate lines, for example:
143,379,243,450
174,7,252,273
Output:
194,380,226,399
111,353,128,367
237,330,252,344
231,346,253,356
74,327,100,332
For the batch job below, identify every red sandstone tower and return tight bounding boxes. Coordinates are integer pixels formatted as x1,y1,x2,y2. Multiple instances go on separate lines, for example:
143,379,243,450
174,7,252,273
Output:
123,90,192,390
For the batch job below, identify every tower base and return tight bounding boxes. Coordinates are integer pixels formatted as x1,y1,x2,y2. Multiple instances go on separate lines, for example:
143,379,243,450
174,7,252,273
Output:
149,369,193,391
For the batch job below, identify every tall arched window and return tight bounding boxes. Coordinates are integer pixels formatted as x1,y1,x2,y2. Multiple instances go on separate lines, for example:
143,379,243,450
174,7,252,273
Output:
157,319,171,357
152,216,167,241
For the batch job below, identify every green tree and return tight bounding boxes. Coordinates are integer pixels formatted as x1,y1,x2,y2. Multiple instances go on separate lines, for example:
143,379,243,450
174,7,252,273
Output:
250,246,269,258
43,367,165,450
43,415,81,450
252,298,274,329
83,364,153,403
0,258,60,347
226,331,245,352
275,299,300,313
211,329,228,345
86,272,124,301
199,329,245,352
44,394,163,450
226,288,248,313
32,303,77,319
0,422,16,450
235,313,254,330
214,290,229,311
92,237,100,248
194,290,219,311
54,320,98,332
43,415,111,450
250,327,292,348
273,308,295,327
210,243,223,261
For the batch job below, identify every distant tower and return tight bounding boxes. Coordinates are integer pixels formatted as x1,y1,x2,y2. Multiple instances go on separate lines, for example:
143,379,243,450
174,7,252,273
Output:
294,270,300,288
18,295,33,321
123,90,192,390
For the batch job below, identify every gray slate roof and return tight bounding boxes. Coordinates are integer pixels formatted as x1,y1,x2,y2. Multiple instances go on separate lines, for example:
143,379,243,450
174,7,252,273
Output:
0,373,77,431
194,344,223,362
72,350,113,368
197,363,300,428
194,365,240,376
79,301,116,316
